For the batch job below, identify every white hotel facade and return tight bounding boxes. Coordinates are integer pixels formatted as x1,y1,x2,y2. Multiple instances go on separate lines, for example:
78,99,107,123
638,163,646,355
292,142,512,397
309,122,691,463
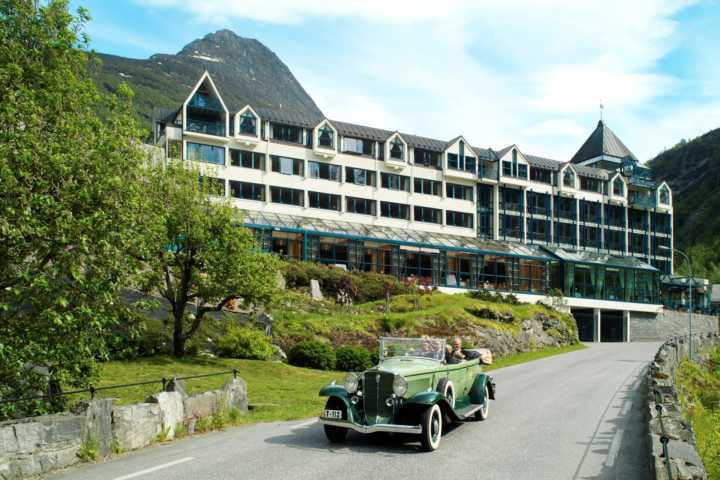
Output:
153,71,676,342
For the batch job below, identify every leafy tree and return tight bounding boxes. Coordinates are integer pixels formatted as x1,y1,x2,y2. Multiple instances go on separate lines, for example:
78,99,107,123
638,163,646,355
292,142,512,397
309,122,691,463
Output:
137,162,280,356
0,0,145,417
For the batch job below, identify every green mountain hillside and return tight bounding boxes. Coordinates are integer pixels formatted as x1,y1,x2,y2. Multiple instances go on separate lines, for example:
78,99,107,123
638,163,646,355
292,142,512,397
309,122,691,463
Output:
649,127,720,279
91,29,323,132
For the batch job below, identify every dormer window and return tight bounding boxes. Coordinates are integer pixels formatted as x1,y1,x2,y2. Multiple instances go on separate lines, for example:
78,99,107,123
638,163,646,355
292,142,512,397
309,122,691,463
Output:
563,169,575,188
659,185,670,205
239,111,257,136
390,138,404,160
613,177,624,196
318,125,334,148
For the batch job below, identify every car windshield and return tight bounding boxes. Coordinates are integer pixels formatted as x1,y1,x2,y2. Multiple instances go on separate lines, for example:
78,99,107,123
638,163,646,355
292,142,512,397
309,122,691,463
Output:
379,337,445,362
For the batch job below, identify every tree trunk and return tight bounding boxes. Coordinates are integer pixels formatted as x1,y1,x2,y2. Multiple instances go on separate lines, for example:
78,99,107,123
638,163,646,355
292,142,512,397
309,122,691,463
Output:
172,306,185,357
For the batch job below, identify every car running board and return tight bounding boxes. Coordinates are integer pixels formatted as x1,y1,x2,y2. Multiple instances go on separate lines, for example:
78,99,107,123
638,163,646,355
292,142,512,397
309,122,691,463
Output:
453,403,485,420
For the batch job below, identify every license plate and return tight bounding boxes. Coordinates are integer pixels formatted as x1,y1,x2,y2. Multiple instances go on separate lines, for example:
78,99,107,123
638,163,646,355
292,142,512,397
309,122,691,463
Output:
323,409,342,419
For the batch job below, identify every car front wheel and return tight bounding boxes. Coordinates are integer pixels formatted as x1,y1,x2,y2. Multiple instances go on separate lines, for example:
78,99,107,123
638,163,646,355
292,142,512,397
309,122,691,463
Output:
475,385,490,421
420,404,443,451
323,397,348,443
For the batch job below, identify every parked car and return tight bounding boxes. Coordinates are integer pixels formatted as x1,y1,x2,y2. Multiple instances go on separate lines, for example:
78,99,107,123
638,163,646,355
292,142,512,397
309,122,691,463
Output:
318,337,496,451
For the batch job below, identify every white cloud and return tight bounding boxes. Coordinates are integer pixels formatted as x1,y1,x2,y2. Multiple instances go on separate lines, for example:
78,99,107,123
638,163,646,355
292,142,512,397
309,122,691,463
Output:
135,0,715,160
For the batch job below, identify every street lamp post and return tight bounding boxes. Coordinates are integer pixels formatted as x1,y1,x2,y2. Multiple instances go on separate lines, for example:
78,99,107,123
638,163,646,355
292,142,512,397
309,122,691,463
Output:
660,245,693,360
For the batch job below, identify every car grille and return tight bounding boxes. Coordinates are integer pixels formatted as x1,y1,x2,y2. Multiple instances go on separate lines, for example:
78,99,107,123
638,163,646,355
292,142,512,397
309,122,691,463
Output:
363,371,395,423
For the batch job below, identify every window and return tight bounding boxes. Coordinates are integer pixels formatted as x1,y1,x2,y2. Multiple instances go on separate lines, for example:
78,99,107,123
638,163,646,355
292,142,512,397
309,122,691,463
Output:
389,138,404,160
271,123,303,144
346,197,376,216
517,164,528,179
446,183,473,201
308,161,341,182
446,210,473,228
605,204,625,227
345,167,376,186
229,148,265,169
500,214,522,238
479,255,511,291
381,172,410,191
271,155,304,176
527,191,549,215
186,90,225,136
308,191,340,211
380,201,409,220
342,137,374,156
415,149,441,169
605,228,624,251
447,153,476,173
502,161,512,176
580,226,601,248
238,111,257,135
555,222,575,245
659,185,670,205
414,206,442,224
527,218,549,242
580,200,601,223
270,186,303,206
555,196,575,219
414,178,441,196
318,125,334,148
613,177,625,196
530,167,552,184
563,169,575,188
580,176,603,193
229,181,264,201
186,142,225,165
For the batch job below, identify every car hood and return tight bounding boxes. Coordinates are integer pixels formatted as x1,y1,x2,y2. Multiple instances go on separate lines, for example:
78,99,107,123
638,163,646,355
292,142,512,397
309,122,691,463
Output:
369,358,443,377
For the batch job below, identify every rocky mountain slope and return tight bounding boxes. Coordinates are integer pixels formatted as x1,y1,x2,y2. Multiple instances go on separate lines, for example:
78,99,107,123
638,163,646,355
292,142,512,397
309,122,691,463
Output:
92,29,323,131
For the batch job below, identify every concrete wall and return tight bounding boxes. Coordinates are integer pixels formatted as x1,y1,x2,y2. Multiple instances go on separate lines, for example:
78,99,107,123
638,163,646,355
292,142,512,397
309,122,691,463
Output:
645,334,720,479
0,378,247,480
631,310,718,342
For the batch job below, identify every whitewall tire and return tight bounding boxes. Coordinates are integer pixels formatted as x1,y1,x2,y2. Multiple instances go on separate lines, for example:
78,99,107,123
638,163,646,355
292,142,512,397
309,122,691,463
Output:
420,404,443,451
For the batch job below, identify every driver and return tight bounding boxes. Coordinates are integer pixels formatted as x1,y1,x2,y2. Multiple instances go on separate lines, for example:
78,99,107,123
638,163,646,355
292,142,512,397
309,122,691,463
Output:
446,337,466,364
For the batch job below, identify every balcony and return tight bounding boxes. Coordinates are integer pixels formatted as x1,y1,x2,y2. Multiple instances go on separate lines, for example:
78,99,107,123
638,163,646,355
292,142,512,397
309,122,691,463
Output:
528,205,550,216
556,235,575,246
500,202,523,213
557,209,575,220
479,161,498,181
629,193,656,209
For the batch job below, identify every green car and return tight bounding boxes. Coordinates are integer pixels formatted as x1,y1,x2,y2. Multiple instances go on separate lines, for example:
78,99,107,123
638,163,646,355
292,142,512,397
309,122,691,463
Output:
318,337,496,451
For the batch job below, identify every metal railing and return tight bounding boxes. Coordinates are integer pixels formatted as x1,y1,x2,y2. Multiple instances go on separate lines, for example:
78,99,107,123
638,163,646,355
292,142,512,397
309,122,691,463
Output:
653,388,674,479
0,369,239,406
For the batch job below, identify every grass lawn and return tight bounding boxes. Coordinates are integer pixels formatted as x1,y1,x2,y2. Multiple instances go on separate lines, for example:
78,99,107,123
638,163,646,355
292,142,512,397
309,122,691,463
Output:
85,356,340,424
86,342,586,425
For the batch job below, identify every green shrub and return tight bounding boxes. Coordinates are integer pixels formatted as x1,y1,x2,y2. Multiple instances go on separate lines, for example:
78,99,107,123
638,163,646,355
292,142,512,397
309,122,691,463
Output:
282,260,413,303
287,340,336,370
335,346,373,372
77,437,99,462
217,326,274,360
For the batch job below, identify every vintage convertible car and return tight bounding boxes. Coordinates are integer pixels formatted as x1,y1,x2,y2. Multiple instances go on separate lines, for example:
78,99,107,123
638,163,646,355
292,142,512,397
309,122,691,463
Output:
318,337,496,451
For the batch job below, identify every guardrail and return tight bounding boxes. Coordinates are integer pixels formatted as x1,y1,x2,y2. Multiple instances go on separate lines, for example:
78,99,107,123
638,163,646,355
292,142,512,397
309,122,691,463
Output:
653,388,675,479
0,369,239,406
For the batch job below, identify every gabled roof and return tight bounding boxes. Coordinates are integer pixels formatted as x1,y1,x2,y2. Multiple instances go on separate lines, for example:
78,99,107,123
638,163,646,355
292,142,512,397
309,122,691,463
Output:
525,154,563,171
254,105,320,128
331,120,392,142
494,145,514,159
574,163,610,180
570,120,637,164
402,133,447,152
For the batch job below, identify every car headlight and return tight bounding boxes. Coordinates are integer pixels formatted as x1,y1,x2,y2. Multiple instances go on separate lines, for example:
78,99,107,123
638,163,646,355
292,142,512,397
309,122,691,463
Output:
345,373,359,394
393,375,408,397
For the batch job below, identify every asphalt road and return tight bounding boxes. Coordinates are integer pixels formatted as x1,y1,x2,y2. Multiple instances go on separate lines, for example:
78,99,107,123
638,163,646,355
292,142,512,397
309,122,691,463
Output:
49,342,659,480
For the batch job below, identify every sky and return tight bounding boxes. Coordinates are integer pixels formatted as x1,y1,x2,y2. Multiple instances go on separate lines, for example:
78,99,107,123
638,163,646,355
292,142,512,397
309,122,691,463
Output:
70,0,720,162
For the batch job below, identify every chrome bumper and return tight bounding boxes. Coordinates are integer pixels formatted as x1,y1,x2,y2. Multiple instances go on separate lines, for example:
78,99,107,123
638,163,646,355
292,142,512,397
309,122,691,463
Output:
319,418,422,434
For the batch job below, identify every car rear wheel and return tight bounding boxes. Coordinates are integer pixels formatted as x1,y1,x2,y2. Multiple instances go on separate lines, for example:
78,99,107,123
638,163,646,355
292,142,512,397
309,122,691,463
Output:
475,385,490,421
323,397,348,443
436,378,455,409
420,404,443,451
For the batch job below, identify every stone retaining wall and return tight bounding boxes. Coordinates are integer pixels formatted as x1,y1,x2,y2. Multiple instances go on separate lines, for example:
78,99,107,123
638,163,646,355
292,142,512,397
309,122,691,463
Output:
646,334,720,480
632,311,718,342
0,377,247,480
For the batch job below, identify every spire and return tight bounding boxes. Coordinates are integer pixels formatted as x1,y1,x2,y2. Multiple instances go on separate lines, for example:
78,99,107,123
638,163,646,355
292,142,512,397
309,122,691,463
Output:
570,120,636,164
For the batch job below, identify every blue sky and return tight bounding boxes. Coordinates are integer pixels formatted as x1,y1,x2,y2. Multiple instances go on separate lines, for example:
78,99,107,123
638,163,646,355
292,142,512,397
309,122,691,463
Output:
71,0,720,161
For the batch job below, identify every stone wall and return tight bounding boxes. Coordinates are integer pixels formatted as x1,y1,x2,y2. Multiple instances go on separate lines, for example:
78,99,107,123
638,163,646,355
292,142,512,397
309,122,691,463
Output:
646,334,720,480
0,378,247,480
631,311,718,342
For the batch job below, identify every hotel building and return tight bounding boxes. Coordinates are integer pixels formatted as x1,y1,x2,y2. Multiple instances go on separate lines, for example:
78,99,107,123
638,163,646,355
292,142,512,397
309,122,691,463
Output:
152,71,678,341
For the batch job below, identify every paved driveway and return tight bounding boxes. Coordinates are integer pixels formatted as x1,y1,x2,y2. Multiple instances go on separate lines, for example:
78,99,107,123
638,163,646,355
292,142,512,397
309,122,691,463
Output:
49,342,659,480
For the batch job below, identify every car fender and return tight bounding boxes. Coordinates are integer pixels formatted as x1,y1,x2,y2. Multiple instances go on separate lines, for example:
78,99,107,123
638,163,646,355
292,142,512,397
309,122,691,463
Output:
403,391,461,422
470,373,496,404
318,384,361,423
